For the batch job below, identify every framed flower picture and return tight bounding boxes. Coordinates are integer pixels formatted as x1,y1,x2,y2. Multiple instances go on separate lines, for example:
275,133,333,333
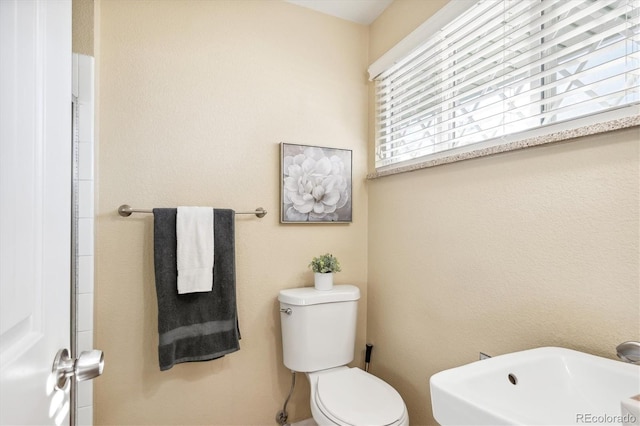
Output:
280,143,352,223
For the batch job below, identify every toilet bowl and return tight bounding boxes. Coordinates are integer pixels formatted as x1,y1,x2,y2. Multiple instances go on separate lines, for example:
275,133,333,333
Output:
308,367,408,426
278,285,409,426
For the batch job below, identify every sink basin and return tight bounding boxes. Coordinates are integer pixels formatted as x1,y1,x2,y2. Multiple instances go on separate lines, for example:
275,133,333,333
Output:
430,347,640,425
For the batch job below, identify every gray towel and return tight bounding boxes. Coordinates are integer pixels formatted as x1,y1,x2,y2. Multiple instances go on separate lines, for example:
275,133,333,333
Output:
153,208,240,371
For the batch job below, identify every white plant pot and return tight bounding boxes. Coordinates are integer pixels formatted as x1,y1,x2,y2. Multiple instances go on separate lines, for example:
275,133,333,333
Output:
314,272,334,291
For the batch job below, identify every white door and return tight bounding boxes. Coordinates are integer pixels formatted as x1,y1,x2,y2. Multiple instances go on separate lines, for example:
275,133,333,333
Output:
0,0,72,425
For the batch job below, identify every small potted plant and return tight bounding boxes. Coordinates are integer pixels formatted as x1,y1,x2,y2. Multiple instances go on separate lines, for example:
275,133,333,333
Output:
309,253,341,290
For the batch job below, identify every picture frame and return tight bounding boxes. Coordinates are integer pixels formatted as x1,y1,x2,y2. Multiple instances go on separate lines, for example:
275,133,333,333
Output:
280,143,352,224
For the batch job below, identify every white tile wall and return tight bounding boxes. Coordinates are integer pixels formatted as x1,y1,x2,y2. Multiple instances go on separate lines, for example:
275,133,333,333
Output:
73,53,95,426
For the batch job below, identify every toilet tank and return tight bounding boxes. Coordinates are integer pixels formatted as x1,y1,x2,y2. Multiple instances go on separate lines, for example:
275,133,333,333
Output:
278,285,360,372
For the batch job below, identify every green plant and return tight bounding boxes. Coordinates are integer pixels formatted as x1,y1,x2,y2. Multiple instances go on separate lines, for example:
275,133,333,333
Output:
309,253,341,274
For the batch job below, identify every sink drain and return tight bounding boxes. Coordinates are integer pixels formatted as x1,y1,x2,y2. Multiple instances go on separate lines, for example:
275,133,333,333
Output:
508,373,518,385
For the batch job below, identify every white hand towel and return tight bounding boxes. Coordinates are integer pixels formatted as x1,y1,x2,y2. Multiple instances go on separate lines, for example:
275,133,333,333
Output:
176,206,214,294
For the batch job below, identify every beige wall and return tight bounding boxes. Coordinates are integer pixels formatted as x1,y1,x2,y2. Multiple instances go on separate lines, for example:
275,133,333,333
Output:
72,0,94,56
95,1,368,424
367,2,640,425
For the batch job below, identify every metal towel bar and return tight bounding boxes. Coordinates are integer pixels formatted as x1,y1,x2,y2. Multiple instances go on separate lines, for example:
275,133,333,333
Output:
117,204,267,218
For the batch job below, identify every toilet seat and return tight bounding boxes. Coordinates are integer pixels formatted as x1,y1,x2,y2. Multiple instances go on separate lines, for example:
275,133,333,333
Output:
314,368,406,426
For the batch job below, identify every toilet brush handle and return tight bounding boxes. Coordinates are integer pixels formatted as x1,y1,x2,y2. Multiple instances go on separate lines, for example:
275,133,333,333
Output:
365,344,373,372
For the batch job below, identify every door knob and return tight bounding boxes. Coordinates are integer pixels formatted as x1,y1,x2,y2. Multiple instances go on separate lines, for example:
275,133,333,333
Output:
52,348,104,390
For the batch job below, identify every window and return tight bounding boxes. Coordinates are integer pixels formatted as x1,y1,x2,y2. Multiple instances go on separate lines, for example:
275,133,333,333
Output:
370,0,639,171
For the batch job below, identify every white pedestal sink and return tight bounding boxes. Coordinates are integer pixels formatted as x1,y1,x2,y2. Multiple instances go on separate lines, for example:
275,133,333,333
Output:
430,347,640,425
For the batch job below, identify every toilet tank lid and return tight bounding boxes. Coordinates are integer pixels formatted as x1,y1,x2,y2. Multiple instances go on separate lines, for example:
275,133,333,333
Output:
278,285,360,306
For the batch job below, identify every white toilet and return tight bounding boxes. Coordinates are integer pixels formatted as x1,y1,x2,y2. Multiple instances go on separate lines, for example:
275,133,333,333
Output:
278,285,409,426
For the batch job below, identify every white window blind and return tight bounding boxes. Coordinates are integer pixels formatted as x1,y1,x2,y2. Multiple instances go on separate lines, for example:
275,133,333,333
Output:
373,0,640,170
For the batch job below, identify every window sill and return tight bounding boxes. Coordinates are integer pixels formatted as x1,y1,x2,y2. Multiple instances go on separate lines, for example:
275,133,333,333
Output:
367,114,640,180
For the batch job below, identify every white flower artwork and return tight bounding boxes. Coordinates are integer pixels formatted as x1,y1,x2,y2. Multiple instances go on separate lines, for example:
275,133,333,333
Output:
280,143,352,223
